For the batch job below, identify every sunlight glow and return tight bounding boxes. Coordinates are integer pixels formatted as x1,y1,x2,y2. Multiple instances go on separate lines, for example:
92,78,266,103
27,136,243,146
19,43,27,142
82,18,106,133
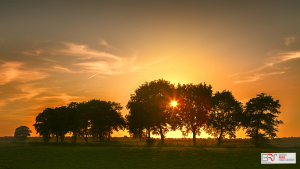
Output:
170,100,177,107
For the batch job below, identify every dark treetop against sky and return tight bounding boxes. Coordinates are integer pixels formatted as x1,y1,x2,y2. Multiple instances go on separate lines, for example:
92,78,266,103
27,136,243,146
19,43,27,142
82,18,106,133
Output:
0,0,300,138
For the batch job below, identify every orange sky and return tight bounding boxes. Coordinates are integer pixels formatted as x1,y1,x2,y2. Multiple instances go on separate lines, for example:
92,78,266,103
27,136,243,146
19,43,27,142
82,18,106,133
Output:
0,0,300,138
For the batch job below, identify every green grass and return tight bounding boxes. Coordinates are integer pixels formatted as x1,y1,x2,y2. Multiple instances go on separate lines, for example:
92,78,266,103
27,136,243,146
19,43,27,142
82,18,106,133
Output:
0,138,299,169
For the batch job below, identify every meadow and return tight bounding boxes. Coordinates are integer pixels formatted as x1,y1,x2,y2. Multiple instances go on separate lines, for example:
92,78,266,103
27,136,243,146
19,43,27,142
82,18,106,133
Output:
0,137,299,169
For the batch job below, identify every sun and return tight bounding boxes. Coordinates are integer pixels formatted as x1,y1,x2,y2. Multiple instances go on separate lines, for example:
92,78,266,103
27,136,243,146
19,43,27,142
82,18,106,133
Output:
170,100,177,107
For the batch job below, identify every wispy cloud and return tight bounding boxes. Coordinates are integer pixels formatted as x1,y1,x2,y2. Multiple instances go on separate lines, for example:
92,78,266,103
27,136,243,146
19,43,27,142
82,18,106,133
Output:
7,84,47,102
60,42,121,61
284,36,295,46
231,51,300,83
21,41,169,79
264,51,300,66
0,61,48,85
234,71,285,83
53,66,82,73
99,39,121,52
60,42,169,78
34,93,83,105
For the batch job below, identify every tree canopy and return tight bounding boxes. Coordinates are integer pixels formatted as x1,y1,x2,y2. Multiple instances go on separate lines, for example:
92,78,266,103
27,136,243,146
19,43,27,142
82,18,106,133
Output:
207,90,243,143
33,108,55,142
88,99,126,142
177,83,212,145
126,79,176,144
31,80,284,147
34,99,125,143
14,126,32,141
242,93,283,147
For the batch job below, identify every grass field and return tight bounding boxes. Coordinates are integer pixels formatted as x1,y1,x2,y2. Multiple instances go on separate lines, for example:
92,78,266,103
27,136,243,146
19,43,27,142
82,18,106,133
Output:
0,137,299,169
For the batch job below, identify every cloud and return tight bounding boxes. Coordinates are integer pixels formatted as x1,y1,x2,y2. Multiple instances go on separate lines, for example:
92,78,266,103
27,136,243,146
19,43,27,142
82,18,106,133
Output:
34,93,83,105
99,39,121,52
264,51,300,67
234,71,285,83
21,41,169,79
284,36,295,46
0,61,48,85
75,56,140,77
7,84,47,102
231,51,300,83
53,66,82,73
60,42,168,78
281,51,300,61
0,62,22,85
77,55,170,79
0,80,84,116
60,42,121,61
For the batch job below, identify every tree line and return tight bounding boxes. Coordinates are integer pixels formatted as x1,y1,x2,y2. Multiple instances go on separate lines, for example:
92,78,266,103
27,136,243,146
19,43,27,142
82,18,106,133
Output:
33,100,125,143
32,79,283,147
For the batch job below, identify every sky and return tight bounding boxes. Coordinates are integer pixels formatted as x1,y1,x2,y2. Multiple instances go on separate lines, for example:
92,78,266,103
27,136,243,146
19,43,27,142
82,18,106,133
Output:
0,0,300,138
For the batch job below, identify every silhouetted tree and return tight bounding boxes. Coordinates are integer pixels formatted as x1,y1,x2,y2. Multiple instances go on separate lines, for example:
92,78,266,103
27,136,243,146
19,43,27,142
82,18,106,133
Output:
88,99,125,142
34,108,55,142
67,101,93,143
34,106,70,142
67,102,80,142
126,79,176,144
242,93,283,147
206,90,243,143
14,126,32,141
53,106,70,142
105,101,126,141
177,83,212,145
126,103,147,141
77,102,91,143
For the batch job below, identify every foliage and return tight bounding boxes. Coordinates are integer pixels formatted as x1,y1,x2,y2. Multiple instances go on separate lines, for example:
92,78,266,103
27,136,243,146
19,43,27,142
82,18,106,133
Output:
126,79,176,144
125,103,146,140
68,102,91,143
53,106,70,142
242,93,283,147
177,83,212,145
88,99,126,142
33,108,55,142
31,80,285,148
14,126,32,141
206,90,243,143
33,100,125,143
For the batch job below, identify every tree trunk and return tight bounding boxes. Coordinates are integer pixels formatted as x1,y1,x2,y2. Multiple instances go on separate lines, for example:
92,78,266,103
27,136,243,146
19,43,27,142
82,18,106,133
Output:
159,126,164,144
84,134,88,143
56,134,59,142
218,127,223,143
139,131,142,141
147,128,150,142
255,124,259,147
193,130,196,145
85,128,88,143
73,131,77,142
108,126,111,142
60,134,64,142
99,132,104,143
